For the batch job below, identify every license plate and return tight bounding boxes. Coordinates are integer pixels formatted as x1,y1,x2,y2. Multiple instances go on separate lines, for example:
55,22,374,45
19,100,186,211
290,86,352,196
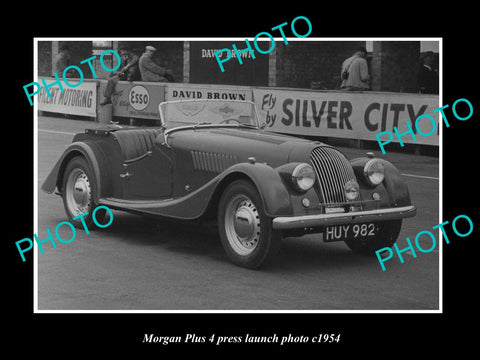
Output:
324,223,377,242
325,206,345,214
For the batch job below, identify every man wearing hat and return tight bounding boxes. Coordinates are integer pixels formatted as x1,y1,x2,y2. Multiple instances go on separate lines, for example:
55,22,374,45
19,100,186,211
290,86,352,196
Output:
100,47,140,105
417,51,438,94
139,45,174,82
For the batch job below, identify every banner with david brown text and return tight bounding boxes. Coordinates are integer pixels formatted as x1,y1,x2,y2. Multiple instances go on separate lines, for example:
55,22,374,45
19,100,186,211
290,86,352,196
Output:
165,83,253,102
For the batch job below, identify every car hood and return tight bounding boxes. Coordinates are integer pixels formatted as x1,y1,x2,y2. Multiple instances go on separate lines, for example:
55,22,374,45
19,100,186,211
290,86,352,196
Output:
167,127,324,167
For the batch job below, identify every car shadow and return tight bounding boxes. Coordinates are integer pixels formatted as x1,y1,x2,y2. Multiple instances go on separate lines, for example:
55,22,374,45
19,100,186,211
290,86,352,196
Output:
272,236,375,272
98,211,225,258
97,211,378,271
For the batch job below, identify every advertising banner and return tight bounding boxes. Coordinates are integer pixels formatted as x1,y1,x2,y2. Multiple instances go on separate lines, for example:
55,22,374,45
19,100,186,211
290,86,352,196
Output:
108,81,166,120
38,79,97,117
253,88,440,146
165,83,253,102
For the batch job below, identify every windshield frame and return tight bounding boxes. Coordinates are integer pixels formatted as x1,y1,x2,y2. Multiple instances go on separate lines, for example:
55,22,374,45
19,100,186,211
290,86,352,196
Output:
158,99,262,135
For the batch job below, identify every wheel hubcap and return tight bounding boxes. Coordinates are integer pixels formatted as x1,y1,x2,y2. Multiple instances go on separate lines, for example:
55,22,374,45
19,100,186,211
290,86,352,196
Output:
73,176,89,206
234,206,255,239
225,195,261,256
65,169,91,216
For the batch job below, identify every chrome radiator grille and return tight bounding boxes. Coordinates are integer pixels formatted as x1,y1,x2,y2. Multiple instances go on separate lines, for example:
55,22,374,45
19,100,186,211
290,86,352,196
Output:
310,146,356,204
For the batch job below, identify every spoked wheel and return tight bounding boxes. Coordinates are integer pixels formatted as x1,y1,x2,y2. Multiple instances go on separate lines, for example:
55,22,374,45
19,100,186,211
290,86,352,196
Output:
218,180,280,269
62,156,105,229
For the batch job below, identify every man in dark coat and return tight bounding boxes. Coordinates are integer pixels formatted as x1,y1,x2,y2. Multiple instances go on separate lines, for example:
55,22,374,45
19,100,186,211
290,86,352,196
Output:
418,51,438,94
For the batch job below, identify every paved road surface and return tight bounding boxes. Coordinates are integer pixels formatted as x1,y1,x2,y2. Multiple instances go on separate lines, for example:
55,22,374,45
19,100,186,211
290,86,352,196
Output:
36,115,440,311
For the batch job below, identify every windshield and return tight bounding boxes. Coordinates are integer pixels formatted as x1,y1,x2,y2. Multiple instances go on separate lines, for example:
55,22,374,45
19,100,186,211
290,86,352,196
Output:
159,100,260,129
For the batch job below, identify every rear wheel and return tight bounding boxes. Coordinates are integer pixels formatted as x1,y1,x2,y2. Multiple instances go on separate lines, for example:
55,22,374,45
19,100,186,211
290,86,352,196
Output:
218,180,280,269
62,156,105,229
344,220,402,255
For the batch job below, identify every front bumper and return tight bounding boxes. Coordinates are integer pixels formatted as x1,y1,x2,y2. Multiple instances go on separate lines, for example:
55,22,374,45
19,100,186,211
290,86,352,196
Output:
271,205,416,230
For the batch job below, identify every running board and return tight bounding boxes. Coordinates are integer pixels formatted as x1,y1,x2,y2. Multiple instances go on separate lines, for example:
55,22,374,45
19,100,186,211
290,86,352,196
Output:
98,196,208,220
99,197,176,209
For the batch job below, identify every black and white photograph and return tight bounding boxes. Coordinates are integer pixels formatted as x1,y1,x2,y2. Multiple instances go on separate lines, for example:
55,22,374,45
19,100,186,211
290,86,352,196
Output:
6,8,478,354
34,37,441,312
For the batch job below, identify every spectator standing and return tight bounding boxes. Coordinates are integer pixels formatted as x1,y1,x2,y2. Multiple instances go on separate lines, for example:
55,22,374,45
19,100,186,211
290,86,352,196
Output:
340,46,371,91
53,45,73,77
139,46,174,82
417,51,438,94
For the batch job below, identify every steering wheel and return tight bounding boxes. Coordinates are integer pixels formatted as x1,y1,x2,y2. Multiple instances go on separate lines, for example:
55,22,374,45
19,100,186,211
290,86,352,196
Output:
219,118,241,124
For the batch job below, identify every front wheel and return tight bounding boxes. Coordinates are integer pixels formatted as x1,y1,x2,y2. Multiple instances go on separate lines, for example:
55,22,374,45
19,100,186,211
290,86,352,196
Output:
344,220,402,255
218,180,280,269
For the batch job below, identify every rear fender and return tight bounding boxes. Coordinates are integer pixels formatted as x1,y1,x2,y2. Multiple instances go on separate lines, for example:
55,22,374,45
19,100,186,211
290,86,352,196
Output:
41,141,111,202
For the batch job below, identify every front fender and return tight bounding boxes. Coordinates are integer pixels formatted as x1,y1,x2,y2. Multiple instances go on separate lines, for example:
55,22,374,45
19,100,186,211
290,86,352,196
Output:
350,157,412,207
132,161,293,220
218,162,293,217
41,141,111,203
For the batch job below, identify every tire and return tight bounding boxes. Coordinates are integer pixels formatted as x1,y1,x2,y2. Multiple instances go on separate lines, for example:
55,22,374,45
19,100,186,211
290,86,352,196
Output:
344,220,402,255
218,180,280,269
62,156,105,229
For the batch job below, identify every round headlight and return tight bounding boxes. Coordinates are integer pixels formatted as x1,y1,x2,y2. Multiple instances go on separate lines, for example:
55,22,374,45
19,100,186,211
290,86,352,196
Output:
292,163,316,192
364,159,385,186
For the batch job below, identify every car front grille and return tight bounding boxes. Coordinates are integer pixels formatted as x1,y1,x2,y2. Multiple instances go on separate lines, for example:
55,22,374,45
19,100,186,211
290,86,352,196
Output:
310,146,357,204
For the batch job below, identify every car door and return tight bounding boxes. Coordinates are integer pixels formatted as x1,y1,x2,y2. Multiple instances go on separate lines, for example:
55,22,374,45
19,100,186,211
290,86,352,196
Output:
120,132,173,200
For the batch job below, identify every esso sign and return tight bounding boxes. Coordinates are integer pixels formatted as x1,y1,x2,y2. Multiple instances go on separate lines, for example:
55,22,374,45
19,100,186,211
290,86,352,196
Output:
129,85,149,111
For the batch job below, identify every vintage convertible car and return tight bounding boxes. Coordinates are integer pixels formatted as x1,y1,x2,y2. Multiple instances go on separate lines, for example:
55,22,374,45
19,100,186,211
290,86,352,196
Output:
42,99,416,268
